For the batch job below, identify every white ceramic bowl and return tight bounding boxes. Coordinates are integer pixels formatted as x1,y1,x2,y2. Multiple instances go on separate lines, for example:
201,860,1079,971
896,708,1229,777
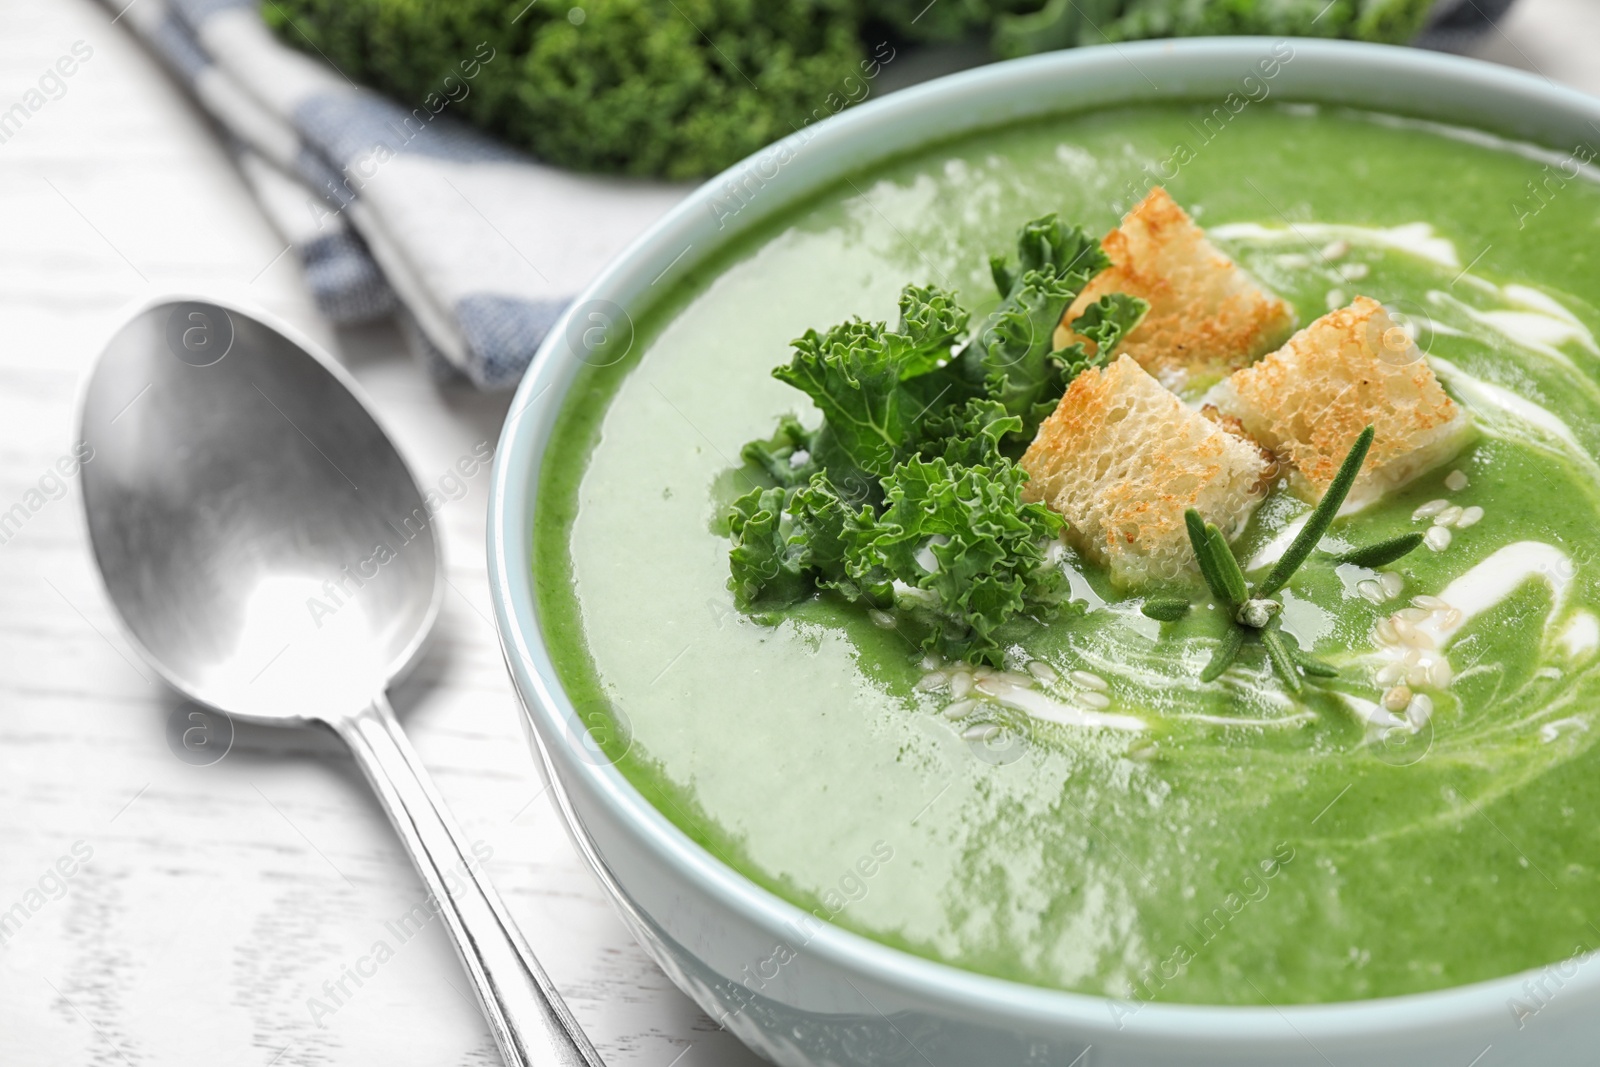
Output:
487,38,1600,1066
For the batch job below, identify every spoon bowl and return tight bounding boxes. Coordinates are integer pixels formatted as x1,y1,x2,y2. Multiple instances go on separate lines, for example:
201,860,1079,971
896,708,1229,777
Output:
79,295,600,1067
80,299,437,721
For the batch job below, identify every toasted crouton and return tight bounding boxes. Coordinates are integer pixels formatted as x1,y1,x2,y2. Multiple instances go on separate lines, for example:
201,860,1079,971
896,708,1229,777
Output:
1054,187,1295,388
1021,355,1272,588
1212,296,1472,507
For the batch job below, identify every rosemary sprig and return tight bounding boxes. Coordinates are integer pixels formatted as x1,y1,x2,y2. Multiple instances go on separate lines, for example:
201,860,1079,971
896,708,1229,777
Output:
1257,425,1372,597
1148,425,1413,693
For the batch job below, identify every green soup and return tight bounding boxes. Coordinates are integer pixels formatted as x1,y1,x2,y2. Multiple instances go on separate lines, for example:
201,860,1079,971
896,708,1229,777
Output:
533,102,1600,1006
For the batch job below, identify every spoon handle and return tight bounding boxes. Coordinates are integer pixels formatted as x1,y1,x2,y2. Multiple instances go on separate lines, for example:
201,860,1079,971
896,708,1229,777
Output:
336,696,604,1067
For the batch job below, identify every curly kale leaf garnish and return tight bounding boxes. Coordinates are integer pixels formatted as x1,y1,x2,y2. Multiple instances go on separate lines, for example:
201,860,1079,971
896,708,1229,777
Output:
853,458,1068,664
727,214,1143,665
955,215,1120,432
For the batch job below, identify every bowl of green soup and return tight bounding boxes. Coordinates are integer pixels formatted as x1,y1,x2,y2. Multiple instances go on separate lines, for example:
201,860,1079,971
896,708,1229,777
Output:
487,37,1600,1066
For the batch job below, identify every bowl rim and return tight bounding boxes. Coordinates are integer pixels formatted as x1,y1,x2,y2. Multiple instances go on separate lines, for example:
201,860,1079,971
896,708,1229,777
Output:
487,36,1600,1042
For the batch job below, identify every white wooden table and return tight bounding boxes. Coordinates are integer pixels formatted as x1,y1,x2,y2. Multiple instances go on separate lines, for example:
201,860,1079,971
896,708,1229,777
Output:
0,2,1592,1065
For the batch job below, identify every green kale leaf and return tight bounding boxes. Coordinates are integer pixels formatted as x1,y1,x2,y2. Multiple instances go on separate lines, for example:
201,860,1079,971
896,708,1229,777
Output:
727,486,809,610
850,457,1066,664
726,216,1145,664
772,284,966,479
1045,291,1151,403
953,215,1111,432
914,397,1022,467
740,414,819,488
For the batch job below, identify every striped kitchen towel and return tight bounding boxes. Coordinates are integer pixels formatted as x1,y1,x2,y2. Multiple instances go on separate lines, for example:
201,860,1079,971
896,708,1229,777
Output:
109,0,686,389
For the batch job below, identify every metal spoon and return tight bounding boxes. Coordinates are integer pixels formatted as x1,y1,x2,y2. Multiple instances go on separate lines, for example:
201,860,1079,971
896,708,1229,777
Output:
78,296,601,1067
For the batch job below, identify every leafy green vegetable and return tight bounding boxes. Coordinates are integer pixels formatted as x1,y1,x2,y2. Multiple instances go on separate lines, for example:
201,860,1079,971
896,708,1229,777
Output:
771,284,970,480
1071,292,1150,358
948,215,1143,435
740,415,818,488
727,486,808,610
893,284,970,378
1064,0,1435,47
725,215,1138,664
915,398,1021,467
267,0,1444,180
264,0,868,180
858,458,1067,663
776,320,919,480
789,473,888,604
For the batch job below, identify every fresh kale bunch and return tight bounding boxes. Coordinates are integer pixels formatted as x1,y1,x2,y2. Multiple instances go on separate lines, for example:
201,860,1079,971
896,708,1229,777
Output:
265,0,1439,180
263,0,868,180
877,0,1438,58
727,215,1147,665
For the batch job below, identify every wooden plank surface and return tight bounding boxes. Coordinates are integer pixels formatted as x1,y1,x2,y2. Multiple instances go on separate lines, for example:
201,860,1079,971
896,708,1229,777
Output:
0,1,1592,1064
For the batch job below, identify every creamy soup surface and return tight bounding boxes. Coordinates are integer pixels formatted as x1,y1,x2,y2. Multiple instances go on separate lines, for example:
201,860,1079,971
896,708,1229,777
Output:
534,102,1600,1005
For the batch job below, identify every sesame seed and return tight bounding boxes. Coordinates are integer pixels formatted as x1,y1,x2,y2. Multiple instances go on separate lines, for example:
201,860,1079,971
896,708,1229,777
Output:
1429,659,1453,687
1435,506,1463,527
1392,617,1416,641
1412,595,1445,610
1441,608,1462,628
950,672,974,698
1406,664,1429,687
996,671,1036,689
916,672,947,692
1027,661,1060,684
1070,670,1109,691
1380,572,1405,598
1398,607,1430,622
1321,239,1350,260
1358,579,1386,604
1376,619,1399,645
1424,527,1452,552
1376,663,1404,686
1407,693,1434,728
1406,629,1437,650
942,699,976,720
1456,506,1484,528
1445,470,1469,491
1078,691,1112,710
1413,499,1450,520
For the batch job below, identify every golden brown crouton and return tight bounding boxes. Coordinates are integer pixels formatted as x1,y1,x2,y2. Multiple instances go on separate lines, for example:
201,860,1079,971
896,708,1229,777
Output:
1021,355,1273,588
1054,187,1295,388
1212,296,1472,507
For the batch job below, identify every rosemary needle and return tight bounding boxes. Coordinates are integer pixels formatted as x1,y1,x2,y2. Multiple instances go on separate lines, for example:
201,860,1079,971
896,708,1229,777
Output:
1331,532,1424,569
1257,425,1374,598
1201,625,1245,683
